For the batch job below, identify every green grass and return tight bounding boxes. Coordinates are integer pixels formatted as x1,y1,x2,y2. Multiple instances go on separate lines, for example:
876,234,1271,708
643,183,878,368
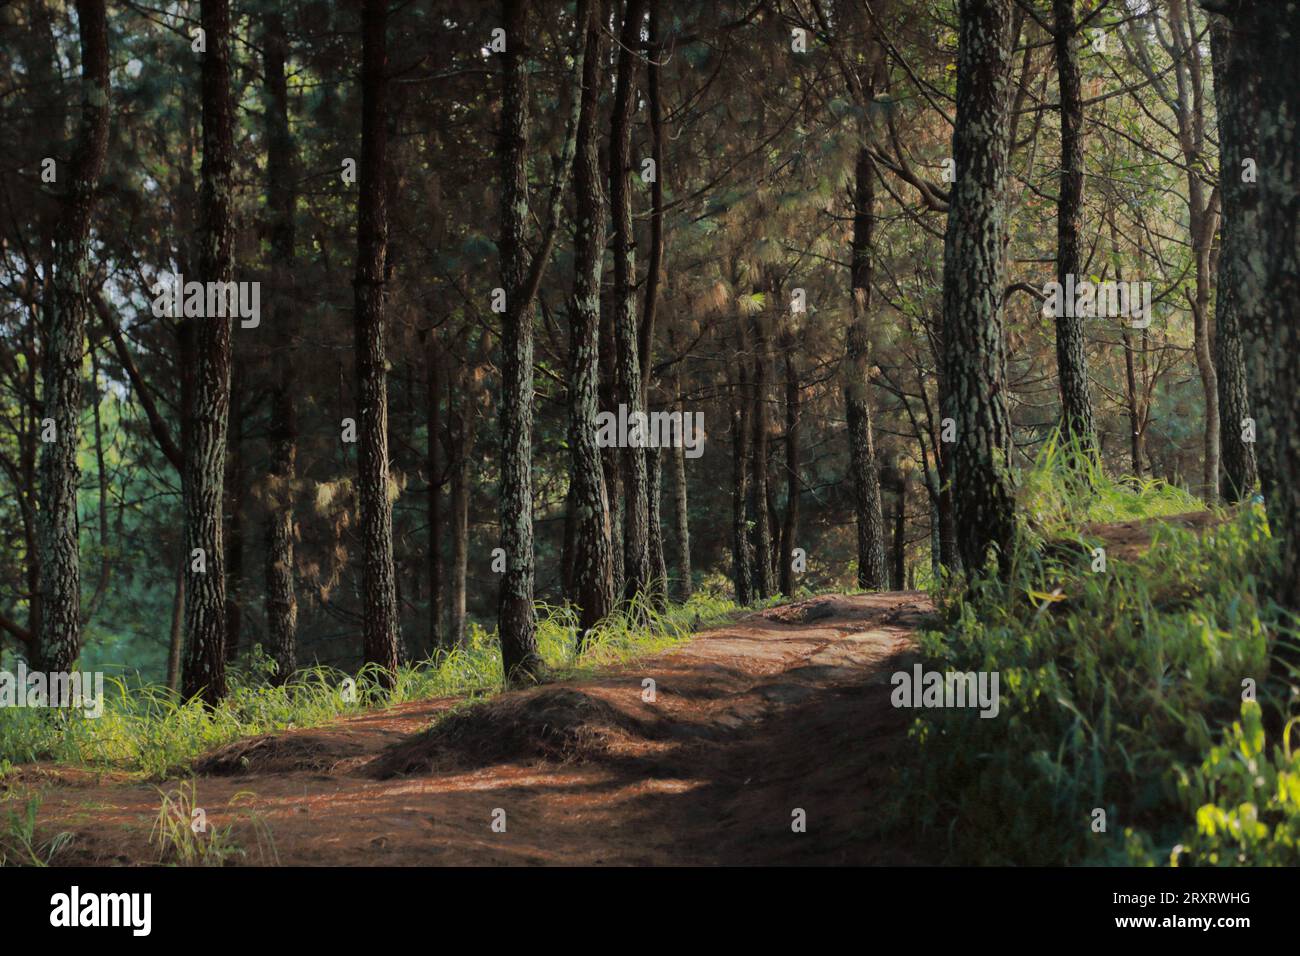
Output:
0,591,741,780
0,791,72,866
1019,429,1205,531
885,437,1299,865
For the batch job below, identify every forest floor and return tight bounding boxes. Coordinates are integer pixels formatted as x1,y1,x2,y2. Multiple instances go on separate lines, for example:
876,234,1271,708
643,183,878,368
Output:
22,508,1221,866
27,590,935,865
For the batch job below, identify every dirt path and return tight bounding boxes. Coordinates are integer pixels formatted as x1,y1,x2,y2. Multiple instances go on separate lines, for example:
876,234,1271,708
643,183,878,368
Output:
32,592,933,866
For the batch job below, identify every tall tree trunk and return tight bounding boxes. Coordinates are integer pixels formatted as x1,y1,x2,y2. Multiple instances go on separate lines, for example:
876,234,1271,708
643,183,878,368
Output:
182,0,236,704
731,354,754,606
779,348,800,596
426,335,445,653
1121,325,1145,477
846,147,889,590
567,0,614,635
223,372,245,662
84,336,111,622
1214,7,1273,521
1209,18,1260,504
167,553,185,693
1224,5,1298,621
36,0,110,673
610,0,651,605
640,3,668,608
941,0,1018,576
892,472,907,590
448,373,473,647
263,5,298,683
497,0,543,681
647,446,668,604
750,309,775,599
354,0,401,685
1050,0,1098,457
1165,0,1220,500
671,384,692,601
639,0,665,394
600,293,625,599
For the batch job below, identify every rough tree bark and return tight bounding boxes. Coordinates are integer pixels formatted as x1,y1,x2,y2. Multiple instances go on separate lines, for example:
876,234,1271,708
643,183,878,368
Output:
892,470,908,590
609,0,651,604
497,0,589,680
566,0,615,635
353,0,401,685
426,335,445,653
262,6,299,682
672,388,692,600
779,346,800,597
36,0,110,673
731,335,754,606
1218,4,1297,619
846,148,889,590
941,0,1018,576
223,372,245,662
1163,0,1221,500
1050,0,1098,457
448,364,474,647
182,0,236,704
600,292,625,599
750,305,775,599
1209,17,1260,504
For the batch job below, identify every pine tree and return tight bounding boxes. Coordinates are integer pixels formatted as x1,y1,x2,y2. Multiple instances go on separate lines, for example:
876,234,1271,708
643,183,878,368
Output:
353,0,401,685
941,0,1018,576
182,0,236,704
36,0,110,673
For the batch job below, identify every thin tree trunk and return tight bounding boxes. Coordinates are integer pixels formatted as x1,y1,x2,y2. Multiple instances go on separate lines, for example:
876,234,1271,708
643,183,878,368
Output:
639,0,665,395
223,372,244,662
600,292,625,600
610,0,651,605
1165,0,1220,500
167,555,185,693
354,0,401,685
846,147,889,590
1209,18,1259,504
36,0,110,673
567,0,614,635
426,335,445,653
448,373,473,647
263,5,297,683
1050,0,1098,457
892,472,907,590
941,0,1018,576
182,0,236,704
750,308,775,599
671,381,692,601
731,351,754,607
84,336,111,622
779,349,800,596
647,446,668,604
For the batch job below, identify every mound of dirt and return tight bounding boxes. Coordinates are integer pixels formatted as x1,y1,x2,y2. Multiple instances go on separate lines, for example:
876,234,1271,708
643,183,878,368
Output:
367,688,648,779
195,731,371,776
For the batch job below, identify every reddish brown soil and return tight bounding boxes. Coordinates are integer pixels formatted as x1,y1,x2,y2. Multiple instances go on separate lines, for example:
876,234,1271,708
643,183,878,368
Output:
28,592,933,866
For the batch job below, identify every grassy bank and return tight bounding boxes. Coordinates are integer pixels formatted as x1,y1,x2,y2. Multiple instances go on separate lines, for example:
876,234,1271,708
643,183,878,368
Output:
888,439,1300,865
0,591,741,781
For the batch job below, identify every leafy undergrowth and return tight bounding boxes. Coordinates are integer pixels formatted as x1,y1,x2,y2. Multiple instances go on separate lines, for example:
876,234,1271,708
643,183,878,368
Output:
888,439,1300,865
0,591,741,781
